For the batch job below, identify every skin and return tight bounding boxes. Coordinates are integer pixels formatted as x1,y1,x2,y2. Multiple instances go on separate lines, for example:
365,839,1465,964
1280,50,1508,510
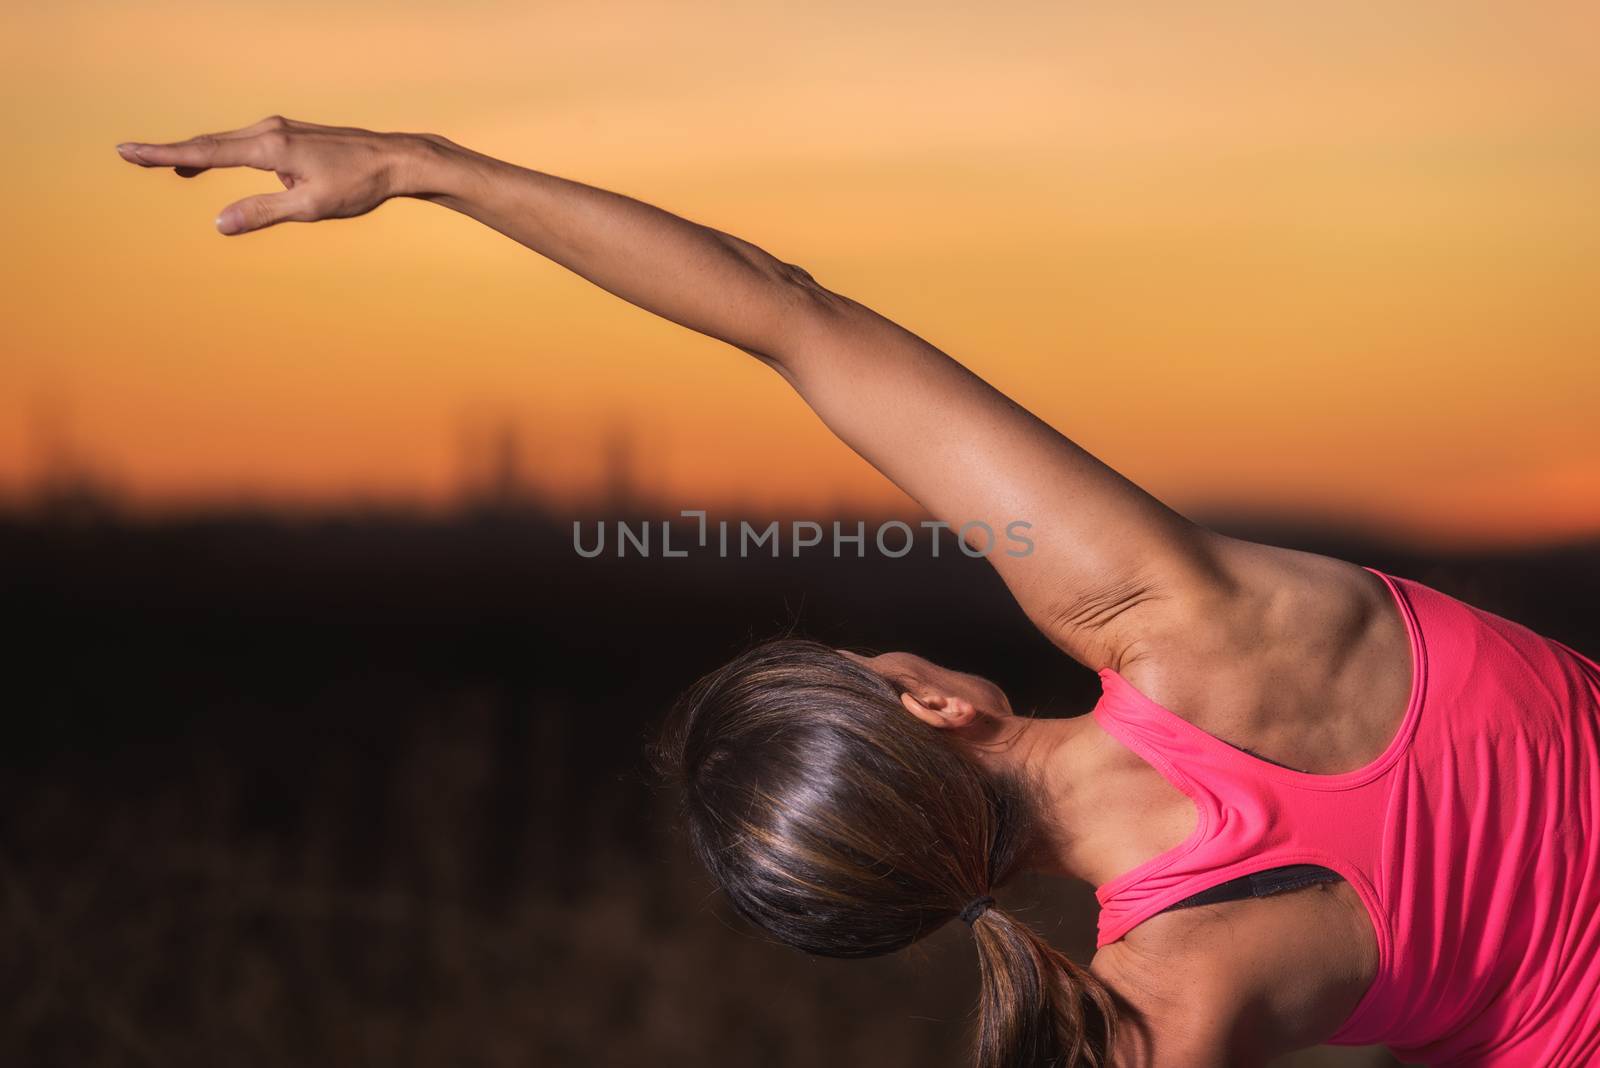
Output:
842,646,1387,1066
117,117,1410,1066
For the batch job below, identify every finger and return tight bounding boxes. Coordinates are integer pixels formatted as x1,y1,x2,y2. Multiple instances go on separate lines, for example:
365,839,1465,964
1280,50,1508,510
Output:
169,119,298,178
174,118,289,176
115,115,299,168
211,115,299,140
176,162,297,182
171,114,301,148
116,132,283,172
216,189,309,235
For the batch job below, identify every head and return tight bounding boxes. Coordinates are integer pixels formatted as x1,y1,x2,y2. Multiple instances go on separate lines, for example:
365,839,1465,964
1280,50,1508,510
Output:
652,637,1118,1067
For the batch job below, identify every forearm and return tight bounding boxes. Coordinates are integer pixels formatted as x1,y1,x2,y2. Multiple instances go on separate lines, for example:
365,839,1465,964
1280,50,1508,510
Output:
396,134,813,364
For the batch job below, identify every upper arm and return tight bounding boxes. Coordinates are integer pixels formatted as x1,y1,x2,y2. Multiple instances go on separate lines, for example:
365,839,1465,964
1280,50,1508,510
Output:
762,270,1228,668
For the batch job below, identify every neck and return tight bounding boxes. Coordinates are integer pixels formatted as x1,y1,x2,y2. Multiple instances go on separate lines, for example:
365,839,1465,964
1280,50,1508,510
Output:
968,710,1141,886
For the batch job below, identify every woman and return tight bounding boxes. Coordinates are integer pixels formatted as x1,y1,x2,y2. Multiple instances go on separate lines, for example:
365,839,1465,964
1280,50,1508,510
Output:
118,118,1600,1067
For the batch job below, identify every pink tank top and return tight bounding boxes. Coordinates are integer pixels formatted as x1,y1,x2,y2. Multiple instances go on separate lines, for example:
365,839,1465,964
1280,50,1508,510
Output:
1091,567,1600,1066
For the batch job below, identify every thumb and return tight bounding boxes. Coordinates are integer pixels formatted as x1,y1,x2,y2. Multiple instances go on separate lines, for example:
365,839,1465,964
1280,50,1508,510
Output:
216,191,307,235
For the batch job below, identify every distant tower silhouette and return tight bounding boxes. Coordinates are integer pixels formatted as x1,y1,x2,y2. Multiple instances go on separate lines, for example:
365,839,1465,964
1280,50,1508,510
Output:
603,421,637,511
26,392,119,518
459,416,534,512
487,421,526,507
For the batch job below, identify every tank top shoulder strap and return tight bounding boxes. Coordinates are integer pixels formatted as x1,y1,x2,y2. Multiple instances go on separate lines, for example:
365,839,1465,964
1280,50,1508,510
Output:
1090,565,1425,949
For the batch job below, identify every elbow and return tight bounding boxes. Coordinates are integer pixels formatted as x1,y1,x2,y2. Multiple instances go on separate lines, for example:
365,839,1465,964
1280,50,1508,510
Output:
773,261,849,315
763,261,853,372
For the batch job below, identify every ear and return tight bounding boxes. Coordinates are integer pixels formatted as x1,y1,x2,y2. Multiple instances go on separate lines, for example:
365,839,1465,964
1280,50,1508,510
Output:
900,689,979,729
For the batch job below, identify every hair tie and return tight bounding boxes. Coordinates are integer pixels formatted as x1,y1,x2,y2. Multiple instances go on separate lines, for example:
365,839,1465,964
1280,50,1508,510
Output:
959,895,995,925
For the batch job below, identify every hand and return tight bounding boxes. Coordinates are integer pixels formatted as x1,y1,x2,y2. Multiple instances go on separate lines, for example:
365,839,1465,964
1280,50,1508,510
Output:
116,115,430,235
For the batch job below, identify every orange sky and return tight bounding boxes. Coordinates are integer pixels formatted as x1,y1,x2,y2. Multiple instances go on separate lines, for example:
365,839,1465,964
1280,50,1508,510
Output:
3,0,1598,547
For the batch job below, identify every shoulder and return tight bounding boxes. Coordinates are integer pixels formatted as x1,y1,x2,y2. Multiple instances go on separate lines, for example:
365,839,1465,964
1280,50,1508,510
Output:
1105,534,1390,712
1090,905,1264,1068
1089,971,1234,1063
1090,883,1378,1067
1123,533,1380,658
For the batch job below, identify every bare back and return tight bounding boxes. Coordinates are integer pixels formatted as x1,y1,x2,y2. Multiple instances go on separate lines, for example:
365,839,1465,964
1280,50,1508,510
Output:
1085,545,1413,1065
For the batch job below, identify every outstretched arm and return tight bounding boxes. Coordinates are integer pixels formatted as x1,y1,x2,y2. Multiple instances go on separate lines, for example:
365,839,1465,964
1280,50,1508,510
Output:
117,116,1231,669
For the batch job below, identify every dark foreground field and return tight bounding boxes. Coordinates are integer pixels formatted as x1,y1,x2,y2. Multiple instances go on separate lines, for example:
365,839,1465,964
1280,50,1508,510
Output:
3,502,1595,1068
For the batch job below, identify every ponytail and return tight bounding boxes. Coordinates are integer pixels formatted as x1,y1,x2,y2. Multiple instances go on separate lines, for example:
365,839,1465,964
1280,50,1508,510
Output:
654,638,1121,1068
969,904,1118,1067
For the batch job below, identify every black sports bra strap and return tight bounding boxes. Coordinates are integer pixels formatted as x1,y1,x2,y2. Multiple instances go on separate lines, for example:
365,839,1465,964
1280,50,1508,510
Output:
1159,863,1345,913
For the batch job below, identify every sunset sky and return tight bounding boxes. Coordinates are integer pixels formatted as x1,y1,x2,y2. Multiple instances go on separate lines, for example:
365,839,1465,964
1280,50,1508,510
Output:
3,0,1597,547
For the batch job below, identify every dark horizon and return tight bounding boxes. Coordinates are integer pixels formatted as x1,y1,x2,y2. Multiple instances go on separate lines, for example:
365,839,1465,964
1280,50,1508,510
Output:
3,506,1595,1066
